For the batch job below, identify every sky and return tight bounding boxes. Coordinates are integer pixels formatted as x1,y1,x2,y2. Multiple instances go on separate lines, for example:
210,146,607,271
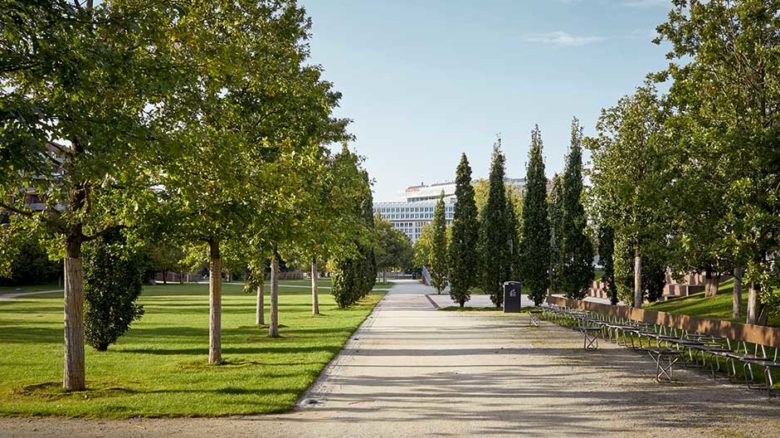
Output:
300,0,673,201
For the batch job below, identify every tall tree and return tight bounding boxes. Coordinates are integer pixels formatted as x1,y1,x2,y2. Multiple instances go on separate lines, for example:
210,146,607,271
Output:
0,0,177,390
560,118,594,299
548,174,565,294
656,0,780,324
448,154,480,307
331,150,376,308
598,225,618,305
429,192,449,294
520,126,551,306
587,84,672,308
506,195,521,281
479,141,511,307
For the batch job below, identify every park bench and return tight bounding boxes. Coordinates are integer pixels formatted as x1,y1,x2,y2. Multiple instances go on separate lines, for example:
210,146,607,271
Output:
541,297,780,394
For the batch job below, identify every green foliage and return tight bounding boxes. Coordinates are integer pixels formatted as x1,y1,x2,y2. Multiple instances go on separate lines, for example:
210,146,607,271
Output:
374,215,414,272
331,165,376,308
449,154,480,307
598,225,618,305
413,224,434,270
520,126,551,306
430,192,449,294
613,231,635,305
548,174,564,294
83,231,144,352
505,194,521,281
655,0,780,319
479,141,511,307
0,238,60,286
559,118,594,299
587,83,672,307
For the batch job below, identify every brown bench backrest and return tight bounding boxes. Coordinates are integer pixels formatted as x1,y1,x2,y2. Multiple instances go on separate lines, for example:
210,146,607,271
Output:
546,296,780,348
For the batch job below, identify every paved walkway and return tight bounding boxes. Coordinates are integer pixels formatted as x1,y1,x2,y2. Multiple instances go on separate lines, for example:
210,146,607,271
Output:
2,280,779,437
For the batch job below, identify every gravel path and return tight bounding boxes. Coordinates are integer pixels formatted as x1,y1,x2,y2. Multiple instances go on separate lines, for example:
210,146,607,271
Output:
2,280,779,437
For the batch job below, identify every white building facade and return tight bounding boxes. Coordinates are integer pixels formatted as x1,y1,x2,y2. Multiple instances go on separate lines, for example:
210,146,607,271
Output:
373,179,527,243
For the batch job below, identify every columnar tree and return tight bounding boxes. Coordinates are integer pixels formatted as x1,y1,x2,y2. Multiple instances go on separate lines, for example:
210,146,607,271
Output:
598,225,618,305
520,126,551,306
429,192,449,294
548,174,564,294
331,149,376,308
448,154,479,307
559,118,594,299
0,0,175,389
479,141,511,307
505,195,521,281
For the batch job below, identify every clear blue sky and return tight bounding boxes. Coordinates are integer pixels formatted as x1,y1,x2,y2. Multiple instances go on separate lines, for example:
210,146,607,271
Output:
301,0,672,201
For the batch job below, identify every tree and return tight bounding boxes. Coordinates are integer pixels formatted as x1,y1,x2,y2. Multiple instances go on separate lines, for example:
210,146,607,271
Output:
83,230,144,352
655,0,780,324
479,140,511,307
0,0,177,390
429,192,449,294
448,154,480,307
587,84,672,308
331,152,376,308
548,174,564,294
375,215,413,282
559,118,594,299
598,225,619,305
506,193,521,282
520,126,551,306
413,224,434,270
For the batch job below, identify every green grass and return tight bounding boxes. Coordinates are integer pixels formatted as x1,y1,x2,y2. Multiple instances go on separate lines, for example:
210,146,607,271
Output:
0,281,385,418
0,283,61,294
645,278,780,327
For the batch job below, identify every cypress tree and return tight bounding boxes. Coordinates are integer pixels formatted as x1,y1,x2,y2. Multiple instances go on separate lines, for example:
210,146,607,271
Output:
506,195,521,281
479,141,511,307
429,192,449,294
598,225,618,305
520,125,551,306
448,154,479,307
332,171,376,308
560,118,594,299
548,174,564,294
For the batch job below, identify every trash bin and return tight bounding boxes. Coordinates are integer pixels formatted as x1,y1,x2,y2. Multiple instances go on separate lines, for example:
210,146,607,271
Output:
503,281,522,313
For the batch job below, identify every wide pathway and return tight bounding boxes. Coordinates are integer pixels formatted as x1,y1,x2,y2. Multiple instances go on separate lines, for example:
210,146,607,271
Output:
2,280,779,437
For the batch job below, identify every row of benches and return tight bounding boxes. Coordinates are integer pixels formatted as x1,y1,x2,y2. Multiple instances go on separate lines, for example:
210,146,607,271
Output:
538,304,780,396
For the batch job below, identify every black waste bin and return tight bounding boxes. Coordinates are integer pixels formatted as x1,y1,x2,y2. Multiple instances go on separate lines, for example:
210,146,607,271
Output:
503,281,522,313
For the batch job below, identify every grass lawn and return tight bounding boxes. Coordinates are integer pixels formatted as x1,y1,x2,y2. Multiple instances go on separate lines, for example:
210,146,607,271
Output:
645,278,780,327
0,283,61,294
0,280,385,418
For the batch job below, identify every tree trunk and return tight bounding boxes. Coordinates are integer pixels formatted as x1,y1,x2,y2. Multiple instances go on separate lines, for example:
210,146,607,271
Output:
311,258,319,315
269,249,279,338
256,272,265,326
208,240,222,364
732,267,744,319
63,236,85,391
163,271,167,285
633,250,642,309
747,281,762,325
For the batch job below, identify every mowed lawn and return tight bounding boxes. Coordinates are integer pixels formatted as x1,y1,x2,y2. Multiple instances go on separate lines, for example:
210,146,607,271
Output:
0,280,385,418
645,278,780,327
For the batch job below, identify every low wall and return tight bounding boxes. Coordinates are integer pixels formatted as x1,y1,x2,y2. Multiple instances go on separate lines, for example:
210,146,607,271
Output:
546,296,780,348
